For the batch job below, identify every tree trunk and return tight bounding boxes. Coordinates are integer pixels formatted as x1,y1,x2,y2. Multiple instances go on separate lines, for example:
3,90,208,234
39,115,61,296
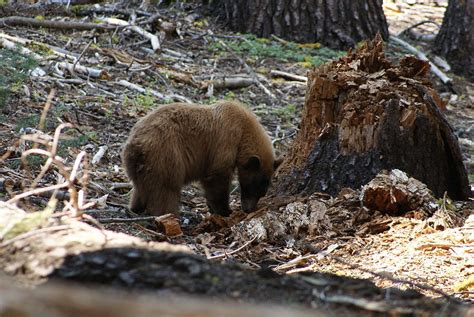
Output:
211,0,389,49
434,0,474,81
274,35,471,201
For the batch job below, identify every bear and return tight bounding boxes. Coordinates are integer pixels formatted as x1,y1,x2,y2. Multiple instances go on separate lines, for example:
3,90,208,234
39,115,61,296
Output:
122,100,282,217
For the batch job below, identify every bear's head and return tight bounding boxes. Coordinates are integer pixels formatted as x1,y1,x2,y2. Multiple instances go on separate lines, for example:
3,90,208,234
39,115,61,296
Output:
238,155,283,212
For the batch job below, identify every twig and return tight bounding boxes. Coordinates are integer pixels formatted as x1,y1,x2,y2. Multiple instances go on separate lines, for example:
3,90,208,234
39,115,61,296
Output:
38,89,56,131
207,236,257,260
208,30,276,100
272,130,297,146
93,216,157,223
270,70,307,82
117,79,192,103
316,292,393,313
397,20,440,37
72,40,93,72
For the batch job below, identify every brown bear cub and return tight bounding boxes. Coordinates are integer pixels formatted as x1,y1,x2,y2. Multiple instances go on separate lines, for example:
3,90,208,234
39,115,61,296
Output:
122,100,282,217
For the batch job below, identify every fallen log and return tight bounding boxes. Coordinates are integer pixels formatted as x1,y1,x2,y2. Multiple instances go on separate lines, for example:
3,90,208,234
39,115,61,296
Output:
0,277,332,317
274,34,471,200
0,16,115,31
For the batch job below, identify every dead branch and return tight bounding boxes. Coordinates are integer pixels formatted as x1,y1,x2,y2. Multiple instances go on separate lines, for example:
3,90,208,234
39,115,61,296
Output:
102,17,161,52
390,36,451,85
91,216,157,224
210,76,256,89
7,124,92,217
207,236,257,260
0,32,79,61
208,30,276,100
110,182,133,190
116,79,192,103
0,16,116,31
91,145,108,165
0,37,41,60
0,33,108,79
270,70,308,82
397,20,440,37
56,61,110,79
432,55,451,72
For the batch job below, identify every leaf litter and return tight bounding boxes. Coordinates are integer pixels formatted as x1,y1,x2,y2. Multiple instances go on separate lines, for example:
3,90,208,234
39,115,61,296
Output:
0,1,473,314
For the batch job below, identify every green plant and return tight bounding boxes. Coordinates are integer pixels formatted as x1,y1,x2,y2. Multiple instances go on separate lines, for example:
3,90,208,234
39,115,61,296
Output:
134,92,157,109
275,103,298,120
210,34,345,66
0,48,38,108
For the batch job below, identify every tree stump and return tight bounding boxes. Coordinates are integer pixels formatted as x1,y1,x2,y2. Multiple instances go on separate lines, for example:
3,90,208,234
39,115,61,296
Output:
274,35,471,200
210,0,388,50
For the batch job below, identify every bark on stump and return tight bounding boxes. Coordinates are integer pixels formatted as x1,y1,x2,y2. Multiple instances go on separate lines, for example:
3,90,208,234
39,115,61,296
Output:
274,35,471,200
211,0,389,49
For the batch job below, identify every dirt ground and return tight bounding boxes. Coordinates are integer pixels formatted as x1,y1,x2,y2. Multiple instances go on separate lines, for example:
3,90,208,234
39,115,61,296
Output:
0,1,473,315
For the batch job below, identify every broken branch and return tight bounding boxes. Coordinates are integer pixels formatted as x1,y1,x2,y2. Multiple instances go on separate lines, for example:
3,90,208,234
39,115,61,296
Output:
0,16,116,31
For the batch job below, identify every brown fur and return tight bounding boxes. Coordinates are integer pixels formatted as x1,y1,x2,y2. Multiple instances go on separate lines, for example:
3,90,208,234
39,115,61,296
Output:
122,100,281,216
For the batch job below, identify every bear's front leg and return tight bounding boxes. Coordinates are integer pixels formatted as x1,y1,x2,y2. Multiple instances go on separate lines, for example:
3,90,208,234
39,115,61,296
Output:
201,172,232,217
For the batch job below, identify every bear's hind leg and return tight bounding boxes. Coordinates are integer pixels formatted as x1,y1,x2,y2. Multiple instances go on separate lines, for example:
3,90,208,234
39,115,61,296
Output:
201,172,232,217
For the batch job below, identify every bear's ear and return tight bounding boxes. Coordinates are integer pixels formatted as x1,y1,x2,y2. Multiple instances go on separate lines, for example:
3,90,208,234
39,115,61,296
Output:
274,157,283,170
243,156,261,171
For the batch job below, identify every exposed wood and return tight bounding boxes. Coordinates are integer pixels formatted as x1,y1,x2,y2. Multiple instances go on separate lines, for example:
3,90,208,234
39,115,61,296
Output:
270,70,308,82
116,80,192,103
274,35,471,200
361,169,436,216
57,61,109,79
391,35,451,85
102,17,161,52
0,16,115,30
208,76,256,89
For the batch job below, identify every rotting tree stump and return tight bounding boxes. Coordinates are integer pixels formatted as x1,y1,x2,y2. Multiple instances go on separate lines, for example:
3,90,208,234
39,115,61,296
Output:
274,35,471,201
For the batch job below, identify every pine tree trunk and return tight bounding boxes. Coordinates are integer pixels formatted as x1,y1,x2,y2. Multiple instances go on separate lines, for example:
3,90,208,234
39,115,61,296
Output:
434,0,474,81
274,35,471,200
211,0,389,49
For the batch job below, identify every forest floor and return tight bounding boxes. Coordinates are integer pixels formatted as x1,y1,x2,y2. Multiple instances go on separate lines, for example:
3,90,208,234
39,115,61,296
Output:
0,1,473,316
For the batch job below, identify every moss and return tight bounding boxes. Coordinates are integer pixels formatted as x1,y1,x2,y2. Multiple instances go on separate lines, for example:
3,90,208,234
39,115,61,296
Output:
0,48,38,109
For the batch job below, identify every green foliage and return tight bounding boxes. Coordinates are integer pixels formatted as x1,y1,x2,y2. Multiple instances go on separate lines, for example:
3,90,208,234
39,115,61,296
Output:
15,115,40,132
275,103,298,120
57,131,96,158
223,91,236,100
211,34,345,66
126,92,158,109
0,48,38,108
